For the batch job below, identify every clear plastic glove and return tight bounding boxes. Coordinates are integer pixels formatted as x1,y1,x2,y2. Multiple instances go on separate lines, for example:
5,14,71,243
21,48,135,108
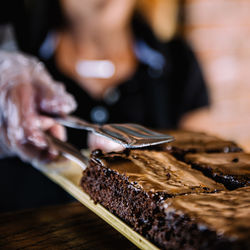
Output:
88,133,125,153
0,51,77,163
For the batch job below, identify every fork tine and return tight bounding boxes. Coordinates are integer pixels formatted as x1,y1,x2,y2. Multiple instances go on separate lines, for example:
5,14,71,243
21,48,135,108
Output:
101,123,174,148
99,125,134,145
110,124,171,139
125,125,155,136
110,124,154,139
124,124,167,136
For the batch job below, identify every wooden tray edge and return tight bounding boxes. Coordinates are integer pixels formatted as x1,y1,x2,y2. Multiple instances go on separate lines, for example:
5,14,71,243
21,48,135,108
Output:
37,165,159,250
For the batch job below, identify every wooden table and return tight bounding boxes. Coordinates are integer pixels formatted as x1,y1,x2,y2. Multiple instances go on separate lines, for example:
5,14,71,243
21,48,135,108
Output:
0,202,137,249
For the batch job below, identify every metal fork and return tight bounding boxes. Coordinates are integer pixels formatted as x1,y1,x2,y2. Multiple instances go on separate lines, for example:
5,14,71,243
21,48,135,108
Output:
55,115,174,148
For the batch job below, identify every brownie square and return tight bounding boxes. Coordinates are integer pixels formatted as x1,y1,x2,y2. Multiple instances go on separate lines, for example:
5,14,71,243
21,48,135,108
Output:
161,130,242,160
149,187,250,250
81,149,225,248
184,152,250,190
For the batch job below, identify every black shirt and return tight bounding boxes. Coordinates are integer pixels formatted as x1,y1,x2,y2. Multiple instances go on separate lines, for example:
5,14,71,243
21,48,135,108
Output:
43,20,209,148
0,1,209,211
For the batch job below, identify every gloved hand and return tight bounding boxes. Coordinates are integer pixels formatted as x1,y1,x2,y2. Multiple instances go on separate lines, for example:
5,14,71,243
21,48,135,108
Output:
0,51,77,163
88,133,124,153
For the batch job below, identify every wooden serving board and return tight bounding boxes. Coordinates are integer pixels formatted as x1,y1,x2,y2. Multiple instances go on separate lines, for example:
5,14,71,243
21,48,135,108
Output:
35,159,159,250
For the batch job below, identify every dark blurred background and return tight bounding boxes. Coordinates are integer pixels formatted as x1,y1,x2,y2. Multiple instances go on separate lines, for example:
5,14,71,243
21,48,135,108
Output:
140,0,250,151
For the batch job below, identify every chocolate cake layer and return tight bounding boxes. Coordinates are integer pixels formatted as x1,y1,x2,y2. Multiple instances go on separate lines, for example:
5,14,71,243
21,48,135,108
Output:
161,130,242,160
85,149,225,195
148,187,250,249
184,152,250,190
81,149,225,248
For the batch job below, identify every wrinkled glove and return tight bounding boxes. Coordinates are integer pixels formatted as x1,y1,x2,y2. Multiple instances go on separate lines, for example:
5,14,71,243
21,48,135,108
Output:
0,51,77,163
88,133,124,153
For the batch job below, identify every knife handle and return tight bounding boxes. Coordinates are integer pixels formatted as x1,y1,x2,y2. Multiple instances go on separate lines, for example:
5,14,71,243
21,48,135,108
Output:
46,133,88,170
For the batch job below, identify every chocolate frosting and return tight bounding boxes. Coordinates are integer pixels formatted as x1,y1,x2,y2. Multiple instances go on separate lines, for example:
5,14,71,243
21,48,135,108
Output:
92,150,225,194
163,186,250,240
162,130,242,153
185,152,250,177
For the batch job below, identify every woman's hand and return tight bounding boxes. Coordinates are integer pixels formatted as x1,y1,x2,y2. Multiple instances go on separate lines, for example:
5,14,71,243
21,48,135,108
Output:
0,51,77,163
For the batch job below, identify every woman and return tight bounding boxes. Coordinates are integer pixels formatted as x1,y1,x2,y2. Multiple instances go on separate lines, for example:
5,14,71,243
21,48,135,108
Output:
0,0,209,211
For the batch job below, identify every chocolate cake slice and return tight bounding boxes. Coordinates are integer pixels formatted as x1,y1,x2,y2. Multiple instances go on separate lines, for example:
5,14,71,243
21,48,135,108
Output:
81,149,225,248
184,152,250,190
160,130,242,160
149,187,250,250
